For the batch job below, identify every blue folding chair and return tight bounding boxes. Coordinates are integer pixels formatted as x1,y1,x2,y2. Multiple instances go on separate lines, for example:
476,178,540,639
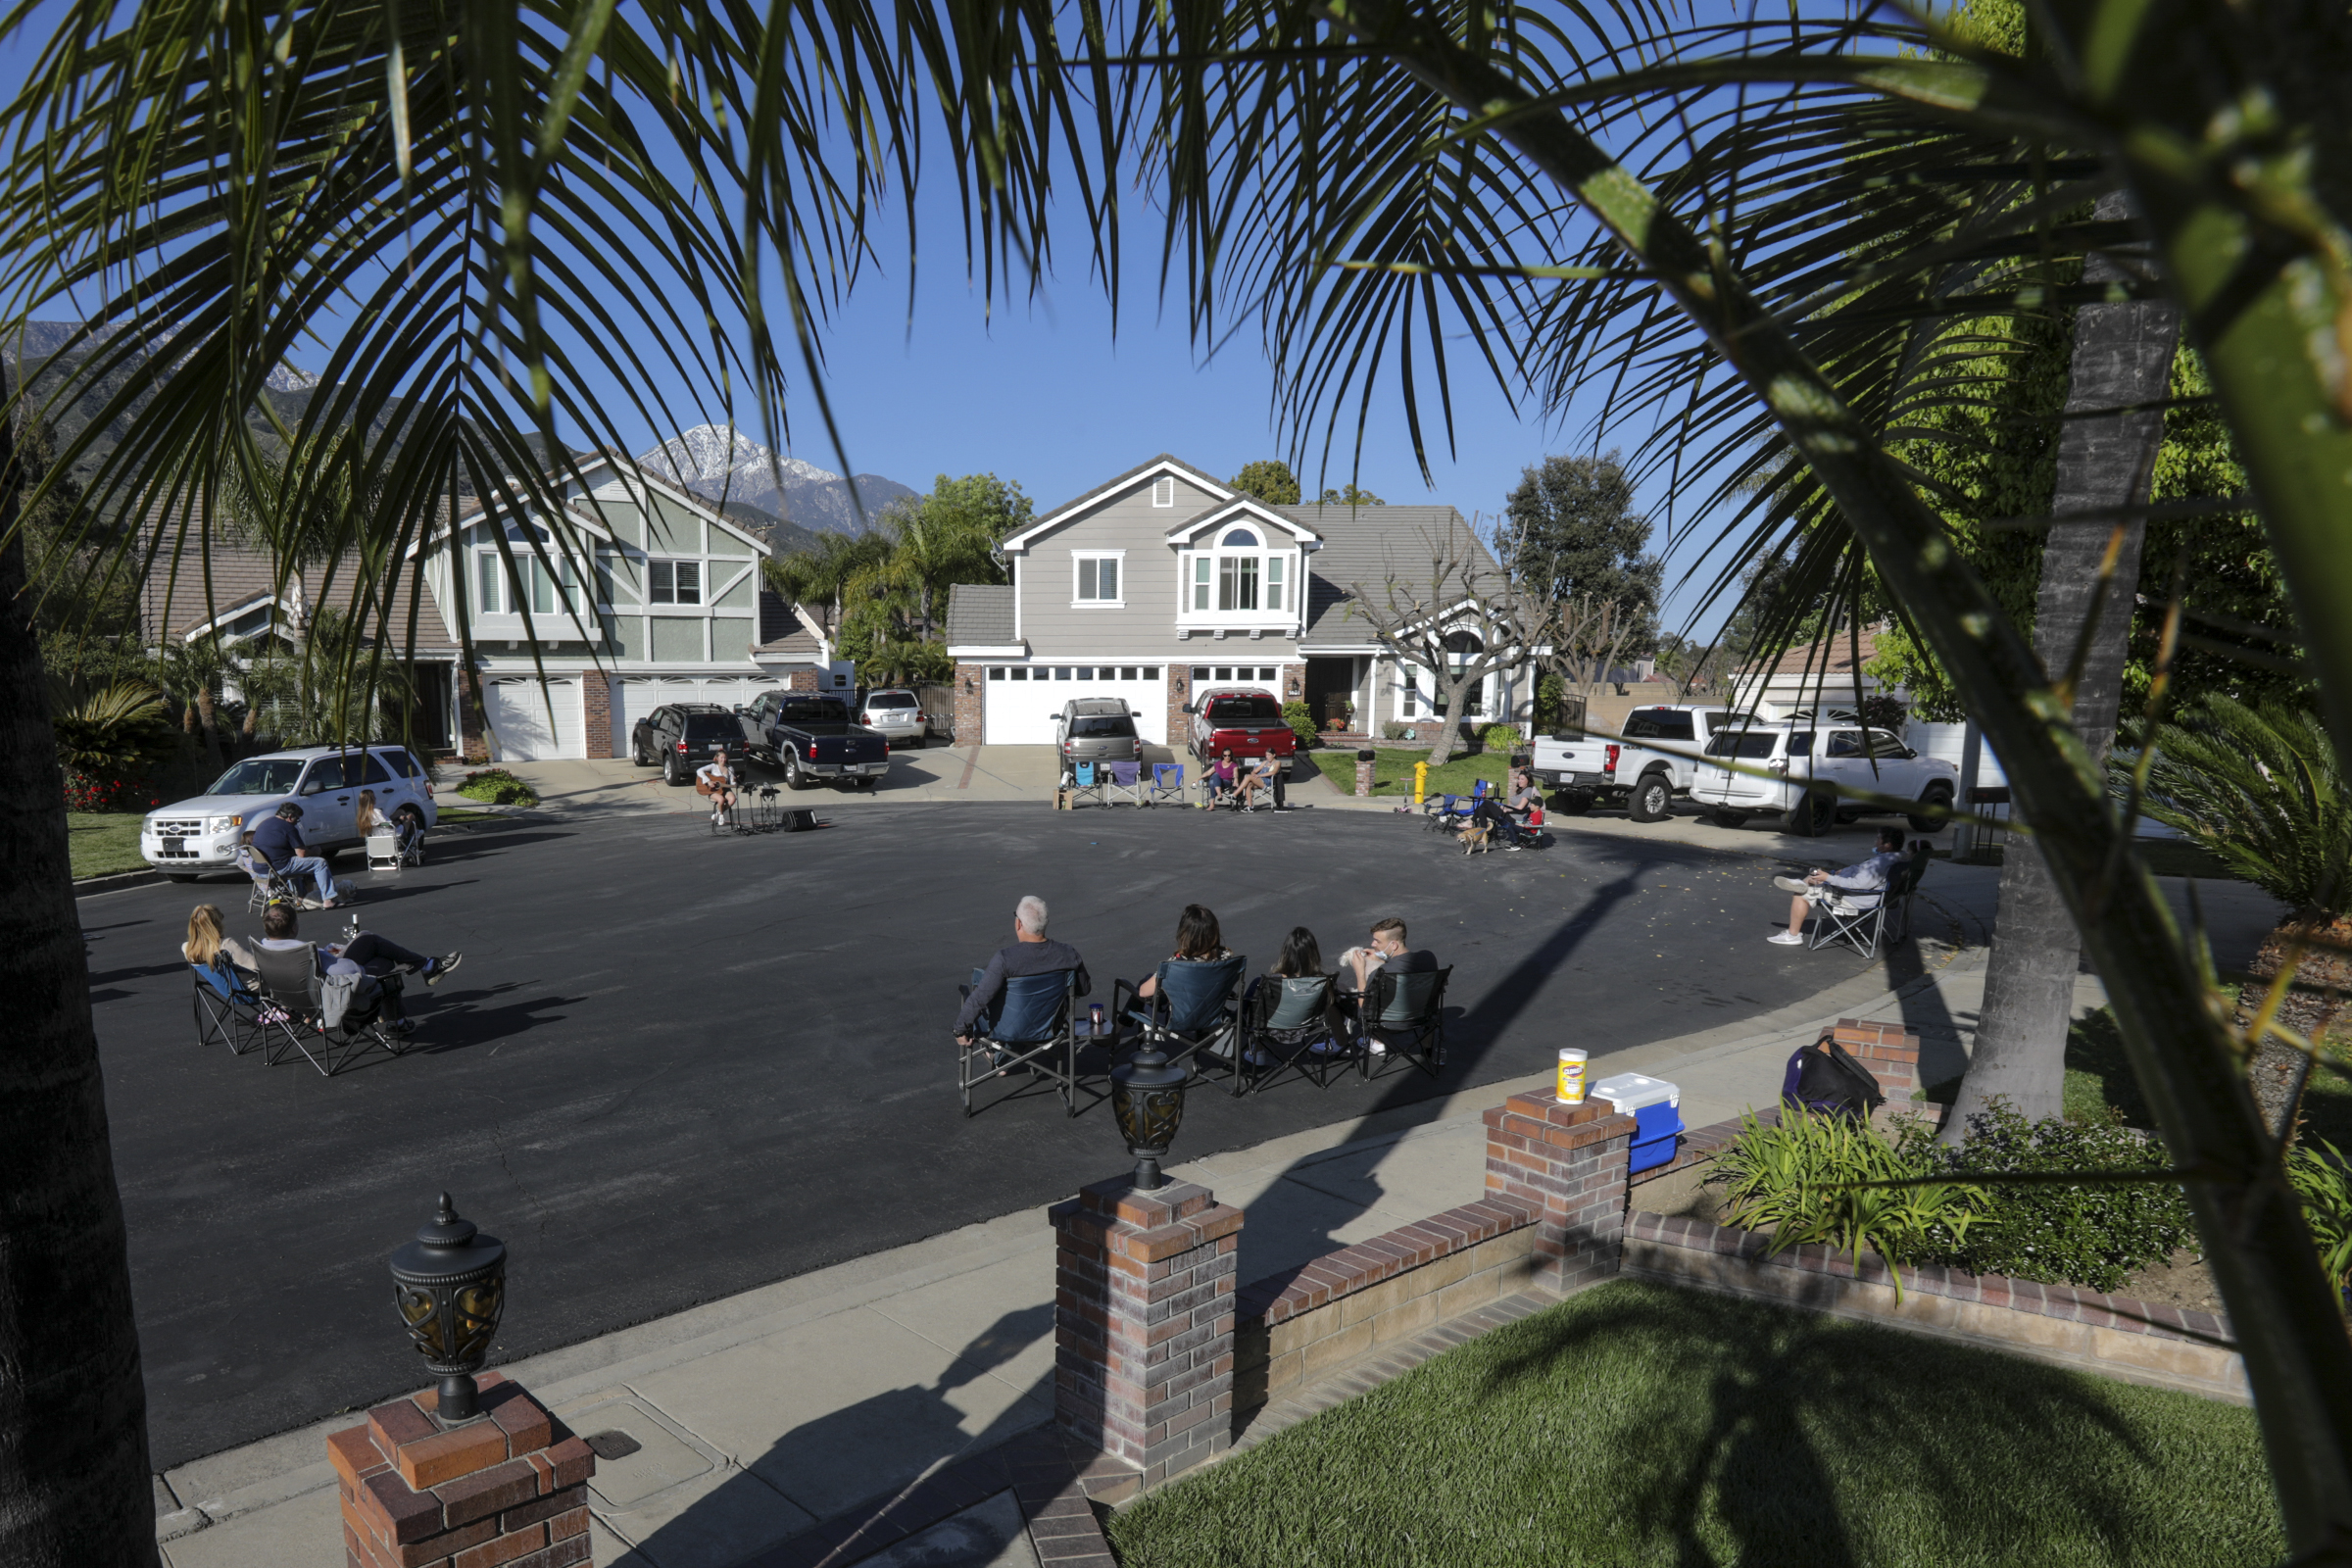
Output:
1145,762,1187,807
958,966,1081,1116
1102,760,1148,807
1423,793,1475,833
1068,760,1106,808
191,957,267,1056
1112,954,1248,1092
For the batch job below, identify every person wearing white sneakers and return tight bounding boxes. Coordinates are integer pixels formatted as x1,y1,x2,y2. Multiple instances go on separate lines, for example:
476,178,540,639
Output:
696,748,742,828
1769,826,1905,945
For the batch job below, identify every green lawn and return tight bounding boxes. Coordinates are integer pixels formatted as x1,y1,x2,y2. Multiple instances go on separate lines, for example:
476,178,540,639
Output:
1107,1280,2281,1568
68,812,149,880
1295,746,1510,801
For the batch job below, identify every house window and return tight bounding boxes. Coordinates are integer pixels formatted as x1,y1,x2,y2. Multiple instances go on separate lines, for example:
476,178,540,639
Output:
1192,665,1210,682
1214,666,1233,681
1120,666,1137,680
1152,476,1175,507
988,667,1004,680
1218,555,1259,611
1074,554,1122,605
1192,557,1211,611
649,560,702,605
1144,666,1159,679
1266,556,1285,611
476,552,504,613
1010,667,1028,680
1054,667,1072,680
1402,668,1419,717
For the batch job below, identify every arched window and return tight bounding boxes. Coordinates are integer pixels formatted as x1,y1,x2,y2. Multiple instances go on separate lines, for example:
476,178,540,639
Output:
1221,526,1260,547
1189,523,1288,613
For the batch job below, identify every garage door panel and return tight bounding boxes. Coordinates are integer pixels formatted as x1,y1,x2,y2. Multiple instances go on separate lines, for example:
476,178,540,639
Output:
613,674,787,756
485,677,582,760
986,668,1166,745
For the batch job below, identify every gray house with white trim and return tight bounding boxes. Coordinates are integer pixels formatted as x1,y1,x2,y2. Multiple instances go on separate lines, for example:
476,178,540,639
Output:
943,455,1524,748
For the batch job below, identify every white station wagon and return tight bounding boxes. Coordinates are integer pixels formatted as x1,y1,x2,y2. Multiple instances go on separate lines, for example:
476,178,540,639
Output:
1690,722,1958,836
141,746,440,880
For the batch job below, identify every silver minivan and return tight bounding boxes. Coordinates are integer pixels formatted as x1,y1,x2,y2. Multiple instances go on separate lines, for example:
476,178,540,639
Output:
1054,698,1142,780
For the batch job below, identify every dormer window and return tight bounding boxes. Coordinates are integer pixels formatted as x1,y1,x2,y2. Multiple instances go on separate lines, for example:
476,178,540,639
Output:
1178,514,1300,627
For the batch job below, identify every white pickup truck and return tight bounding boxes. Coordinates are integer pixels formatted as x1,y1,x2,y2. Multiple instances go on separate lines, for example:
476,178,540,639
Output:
1530,705,1750,822
1690,719,1960,836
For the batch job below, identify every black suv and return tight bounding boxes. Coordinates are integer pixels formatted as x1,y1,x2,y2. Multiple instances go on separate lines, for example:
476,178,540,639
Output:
631,704,754,785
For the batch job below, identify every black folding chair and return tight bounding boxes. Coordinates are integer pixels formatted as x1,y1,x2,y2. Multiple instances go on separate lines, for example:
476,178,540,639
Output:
1112,955,1248,1092
958,966,1081,1116
190,958,267,1056
1238,972,1348,1095
1358,965,1452,1082
250,943,408,1077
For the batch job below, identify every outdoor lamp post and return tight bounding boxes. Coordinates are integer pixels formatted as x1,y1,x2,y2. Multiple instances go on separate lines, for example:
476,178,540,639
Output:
389,1193,507,1421
1109,1044,1188,1191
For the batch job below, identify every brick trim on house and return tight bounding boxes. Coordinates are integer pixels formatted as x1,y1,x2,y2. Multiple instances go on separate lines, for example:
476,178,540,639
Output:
953,663,986,745
579,667,613,759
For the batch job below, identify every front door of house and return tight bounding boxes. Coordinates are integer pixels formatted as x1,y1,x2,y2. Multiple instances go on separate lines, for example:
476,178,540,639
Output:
1303,658,1359,733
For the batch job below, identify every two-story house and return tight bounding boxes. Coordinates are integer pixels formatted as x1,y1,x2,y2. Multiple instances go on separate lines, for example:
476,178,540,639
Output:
942,455,1527,747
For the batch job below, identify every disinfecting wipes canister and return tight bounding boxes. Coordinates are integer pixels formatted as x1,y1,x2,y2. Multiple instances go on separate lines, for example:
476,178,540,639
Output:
1556,1048,1589,1102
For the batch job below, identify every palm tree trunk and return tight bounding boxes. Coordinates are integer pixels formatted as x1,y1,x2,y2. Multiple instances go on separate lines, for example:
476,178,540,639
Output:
1946,192,2181,1136
0,417,159,1563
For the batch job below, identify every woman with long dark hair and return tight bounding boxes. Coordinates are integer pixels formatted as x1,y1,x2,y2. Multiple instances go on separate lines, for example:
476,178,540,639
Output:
1135,904,1230,999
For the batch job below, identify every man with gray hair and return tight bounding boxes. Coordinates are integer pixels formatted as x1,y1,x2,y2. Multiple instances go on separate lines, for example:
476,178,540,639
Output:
955,894,1091,1045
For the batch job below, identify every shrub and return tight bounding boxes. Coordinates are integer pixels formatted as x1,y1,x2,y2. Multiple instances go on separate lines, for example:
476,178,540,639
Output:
1706,1107,1988,1299
1480,721,1524,756
1533,672,1567,731
2287,1137,2352,1303
457,767,539,807
1281,700,1317,749
1927,1105,2196,1293
1381,721,1412,741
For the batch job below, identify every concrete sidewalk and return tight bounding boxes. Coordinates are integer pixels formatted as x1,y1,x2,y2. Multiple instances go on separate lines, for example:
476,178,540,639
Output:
149,857,2285,1568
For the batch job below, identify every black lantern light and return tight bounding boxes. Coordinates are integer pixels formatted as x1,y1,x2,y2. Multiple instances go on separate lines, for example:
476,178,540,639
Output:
1109,1045,1188,1190
389,1193,507,1421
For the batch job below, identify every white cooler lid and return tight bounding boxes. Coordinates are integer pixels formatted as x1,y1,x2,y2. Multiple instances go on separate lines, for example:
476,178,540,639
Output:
1591,1070,1679,1113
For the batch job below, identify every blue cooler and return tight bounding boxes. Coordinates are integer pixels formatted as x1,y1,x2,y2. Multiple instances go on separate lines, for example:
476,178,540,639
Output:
1592,1071,1685,1175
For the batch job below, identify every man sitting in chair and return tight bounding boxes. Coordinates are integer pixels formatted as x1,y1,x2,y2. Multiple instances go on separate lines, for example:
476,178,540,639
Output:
1768,826,1906,946
697,748,741,828
955,895,1091,1050
250,801,342,907
1337,915,1439,1054
258,903,463,986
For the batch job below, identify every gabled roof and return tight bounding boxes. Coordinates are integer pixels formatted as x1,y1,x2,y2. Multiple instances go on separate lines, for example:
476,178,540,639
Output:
1740,624,1886,679
945,582,1016,646
1163,496,1324,548
1282,505,1495,639
414,458,774,561
999,454,1232,556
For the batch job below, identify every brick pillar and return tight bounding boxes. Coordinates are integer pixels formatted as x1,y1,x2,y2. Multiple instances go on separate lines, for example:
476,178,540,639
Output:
953,662,986,745
329,1372,595,1568
788,668,818,692
458,674,489,763
1483,1092,1638,1293
579,667,613,758
1832,1016,1922,1100
1166,664,1195,756
1050,1175,1244,1487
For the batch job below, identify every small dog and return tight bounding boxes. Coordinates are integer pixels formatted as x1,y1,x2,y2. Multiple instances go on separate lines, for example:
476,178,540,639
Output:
1459,816,1494,855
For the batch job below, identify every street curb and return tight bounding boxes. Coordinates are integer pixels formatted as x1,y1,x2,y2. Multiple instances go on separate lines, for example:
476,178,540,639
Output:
74,867,164,896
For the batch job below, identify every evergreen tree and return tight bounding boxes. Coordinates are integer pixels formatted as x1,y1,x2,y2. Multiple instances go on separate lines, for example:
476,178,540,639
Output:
1502,452,1663,659
1228,459,1300,505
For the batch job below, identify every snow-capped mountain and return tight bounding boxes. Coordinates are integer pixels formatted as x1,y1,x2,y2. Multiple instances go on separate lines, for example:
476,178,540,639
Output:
638,423,914,536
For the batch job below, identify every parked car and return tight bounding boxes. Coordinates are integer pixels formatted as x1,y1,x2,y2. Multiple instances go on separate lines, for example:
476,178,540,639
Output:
857,689,928,749
1184,688,1297,772
745,692,891,789
1530,704,1749,821
1690,720,1959,836
631,704,755,785
1054,698,1143,781
141,745,440,879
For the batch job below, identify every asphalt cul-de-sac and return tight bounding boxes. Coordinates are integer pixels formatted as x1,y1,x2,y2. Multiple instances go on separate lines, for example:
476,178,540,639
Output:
82,801,1867,1466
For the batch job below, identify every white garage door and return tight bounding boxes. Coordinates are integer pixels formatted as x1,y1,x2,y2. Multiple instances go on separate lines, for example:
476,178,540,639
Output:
986,664,1167,745
612,674,788,755
484,676,583,760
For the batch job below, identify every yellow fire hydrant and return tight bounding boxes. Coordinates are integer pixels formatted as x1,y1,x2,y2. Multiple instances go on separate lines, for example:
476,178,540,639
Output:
1413,760,1429,806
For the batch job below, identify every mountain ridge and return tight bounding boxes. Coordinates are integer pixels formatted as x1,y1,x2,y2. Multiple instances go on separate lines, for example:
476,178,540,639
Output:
638,423,915,541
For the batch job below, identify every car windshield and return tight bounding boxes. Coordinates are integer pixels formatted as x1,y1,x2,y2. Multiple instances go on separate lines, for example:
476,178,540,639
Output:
681,714,743,741
1070,716,1134,738
782,700,850,723
1704,732,1783,760
866,693,916,709
1207,696,1281,723
207,758,309,796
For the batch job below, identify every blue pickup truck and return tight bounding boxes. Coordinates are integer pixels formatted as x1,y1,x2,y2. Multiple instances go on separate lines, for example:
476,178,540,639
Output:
745,692,891,790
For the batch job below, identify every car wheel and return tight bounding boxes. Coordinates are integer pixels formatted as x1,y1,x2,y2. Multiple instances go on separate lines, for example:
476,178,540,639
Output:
1713,809,1748,829
1784,791,1833,837
1627,772,1672,823
1553,789,1594,816
631,735,650,766
1909,784,1955,834
662,752,683,786
785,756,810,791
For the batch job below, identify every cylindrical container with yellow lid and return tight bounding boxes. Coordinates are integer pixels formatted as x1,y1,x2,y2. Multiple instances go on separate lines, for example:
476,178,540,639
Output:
1556,1048,1589,1102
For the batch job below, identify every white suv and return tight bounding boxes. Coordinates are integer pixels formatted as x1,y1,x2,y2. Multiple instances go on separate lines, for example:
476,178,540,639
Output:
1691,721,1957,836
141,746,440,879
857,689,928,749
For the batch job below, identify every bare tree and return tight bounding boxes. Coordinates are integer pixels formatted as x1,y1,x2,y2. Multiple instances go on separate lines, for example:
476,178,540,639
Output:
1346,522,1552,765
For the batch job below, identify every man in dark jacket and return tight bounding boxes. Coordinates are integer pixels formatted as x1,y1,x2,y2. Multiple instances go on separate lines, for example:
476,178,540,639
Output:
956,895,1090,1044
248,802,341,906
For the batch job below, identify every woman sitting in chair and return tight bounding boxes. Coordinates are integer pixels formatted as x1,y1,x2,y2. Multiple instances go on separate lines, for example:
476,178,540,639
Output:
1206,750,1240,807
1244,926,1338,1065
1134,904,1232,1000
183,903,256,972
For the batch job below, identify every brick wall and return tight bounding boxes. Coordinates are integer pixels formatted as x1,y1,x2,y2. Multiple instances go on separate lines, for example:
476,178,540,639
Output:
1165,665,1195,757
1484,1091,1638,1293
788,669,818,692
458,674,489,763
953,662,986,745
1830,1016,1921,1100
329,1372,595,1568
579,667,612,759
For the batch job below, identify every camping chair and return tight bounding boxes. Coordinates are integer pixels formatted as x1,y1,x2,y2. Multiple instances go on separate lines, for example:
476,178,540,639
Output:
1069,760,1105,808
1423,794,1477,834
1808,840,1933,959
1357,964,1452,1083
1113,954,1248,1092
190,957,267,1056
236,843,305,912
1145,762,1186,807
958,967,1081,1116
1102,760,1148,807
366,828,404,871
249,943,408,1077
1238,972,1346,1095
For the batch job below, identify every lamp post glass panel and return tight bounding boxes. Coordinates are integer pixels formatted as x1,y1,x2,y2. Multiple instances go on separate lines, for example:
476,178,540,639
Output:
390,1193,508,1421
1110,1047,1187,1190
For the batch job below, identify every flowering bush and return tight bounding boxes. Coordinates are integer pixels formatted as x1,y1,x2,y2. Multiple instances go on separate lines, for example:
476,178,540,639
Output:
64,773,164,813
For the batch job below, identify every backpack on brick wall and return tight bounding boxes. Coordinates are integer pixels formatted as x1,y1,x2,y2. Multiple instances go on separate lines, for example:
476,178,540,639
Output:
1781,1035,1886,1120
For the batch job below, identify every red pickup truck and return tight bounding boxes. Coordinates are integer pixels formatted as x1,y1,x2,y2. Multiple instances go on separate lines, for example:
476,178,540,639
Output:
1185,689,1298,772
